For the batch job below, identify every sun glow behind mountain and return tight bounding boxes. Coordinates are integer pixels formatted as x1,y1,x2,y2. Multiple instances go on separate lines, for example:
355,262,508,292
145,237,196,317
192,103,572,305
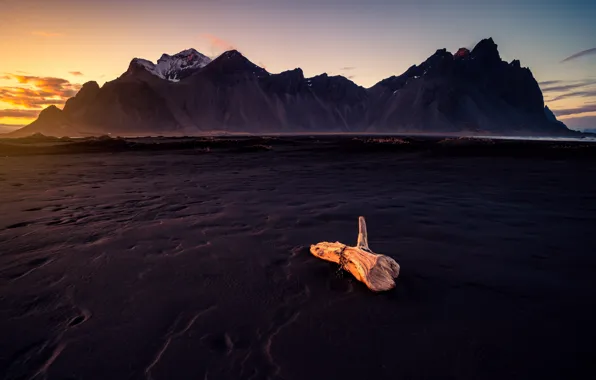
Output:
1,0,595,129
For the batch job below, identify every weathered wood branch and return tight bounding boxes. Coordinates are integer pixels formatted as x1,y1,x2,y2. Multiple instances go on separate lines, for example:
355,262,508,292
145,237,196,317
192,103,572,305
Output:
310,216,400,292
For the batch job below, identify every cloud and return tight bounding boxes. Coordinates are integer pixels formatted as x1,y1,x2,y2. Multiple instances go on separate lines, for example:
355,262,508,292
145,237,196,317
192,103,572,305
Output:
340,67,356,71
561,48,596,63
200,33,235,53
0,109,39,118
0,74,81,110
7,74,81,97
549,89,596,102
0,88,65,108
550,104,596,117
0,75,10,80
539,80,562,87
69,71,84,76
541,80,596,93
31,31,63,37
347,75,356,80
1,87,57,98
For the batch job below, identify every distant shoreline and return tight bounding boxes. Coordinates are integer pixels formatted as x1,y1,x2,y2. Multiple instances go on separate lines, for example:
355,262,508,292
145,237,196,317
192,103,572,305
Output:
2,129,594,140
2,134,596,158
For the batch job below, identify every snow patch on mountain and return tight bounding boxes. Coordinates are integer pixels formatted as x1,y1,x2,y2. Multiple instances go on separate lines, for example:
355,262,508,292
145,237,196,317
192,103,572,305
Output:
131,49,211,81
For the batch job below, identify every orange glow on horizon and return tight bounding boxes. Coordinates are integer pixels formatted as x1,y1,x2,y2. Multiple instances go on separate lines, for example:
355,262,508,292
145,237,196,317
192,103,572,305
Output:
0,0,594,129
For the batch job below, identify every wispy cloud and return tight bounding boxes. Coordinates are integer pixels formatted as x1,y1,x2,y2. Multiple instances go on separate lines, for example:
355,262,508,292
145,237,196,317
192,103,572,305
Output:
539,80,562,87
549,89,596,102
31,31,63,38
0,90,66,108
8,74,81,97
541,79,596,93
69,71,84,76
550,104,596,117
561,48,596,63
0,74,81,110
0,109,40,118
340,67,356,71
200,33,235,54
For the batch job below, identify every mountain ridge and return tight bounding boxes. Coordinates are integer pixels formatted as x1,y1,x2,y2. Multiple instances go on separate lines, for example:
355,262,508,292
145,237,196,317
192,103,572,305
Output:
7,38,574,137
126,48,212,82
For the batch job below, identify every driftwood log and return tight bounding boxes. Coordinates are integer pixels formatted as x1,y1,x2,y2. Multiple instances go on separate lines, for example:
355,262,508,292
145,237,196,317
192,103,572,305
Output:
310,216,400,292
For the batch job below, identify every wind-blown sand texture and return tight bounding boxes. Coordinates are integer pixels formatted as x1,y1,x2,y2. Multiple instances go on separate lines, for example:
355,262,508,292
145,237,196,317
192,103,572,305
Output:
1,136,596,379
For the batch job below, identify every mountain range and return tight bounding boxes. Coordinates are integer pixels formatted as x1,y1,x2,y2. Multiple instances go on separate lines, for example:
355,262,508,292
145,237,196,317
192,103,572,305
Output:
7,38,573,137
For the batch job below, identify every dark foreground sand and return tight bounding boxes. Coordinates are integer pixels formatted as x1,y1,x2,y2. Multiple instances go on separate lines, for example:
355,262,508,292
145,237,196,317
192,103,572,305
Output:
1,137,596,379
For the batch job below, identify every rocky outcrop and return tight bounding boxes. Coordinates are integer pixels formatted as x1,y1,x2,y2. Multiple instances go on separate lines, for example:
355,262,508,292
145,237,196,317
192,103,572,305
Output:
9,106,73,138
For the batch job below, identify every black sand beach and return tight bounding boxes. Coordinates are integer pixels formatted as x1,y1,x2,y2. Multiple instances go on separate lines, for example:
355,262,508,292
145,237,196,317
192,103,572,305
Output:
1,137,596,379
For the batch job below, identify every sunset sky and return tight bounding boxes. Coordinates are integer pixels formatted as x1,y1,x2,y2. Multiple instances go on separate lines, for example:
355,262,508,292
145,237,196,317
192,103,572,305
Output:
1,0,595,130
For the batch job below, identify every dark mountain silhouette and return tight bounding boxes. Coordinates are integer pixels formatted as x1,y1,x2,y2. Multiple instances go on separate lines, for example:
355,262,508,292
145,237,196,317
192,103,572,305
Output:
8,38,572,137
15,105,74,137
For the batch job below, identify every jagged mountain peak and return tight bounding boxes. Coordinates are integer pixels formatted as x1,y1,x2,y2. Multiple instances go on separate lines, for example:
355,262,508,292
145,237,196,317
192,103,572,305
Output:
214,50,265,69
80,81,100,91
158,48,203,63
39,105,62,118
202,49,269,79
471,37,501,63
128,48,212,82
372,37,508,87
162,48,199,56
284,67,304,76
274,68,305,82
63,81,101,116
219,49,243,58
308,73,360,85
